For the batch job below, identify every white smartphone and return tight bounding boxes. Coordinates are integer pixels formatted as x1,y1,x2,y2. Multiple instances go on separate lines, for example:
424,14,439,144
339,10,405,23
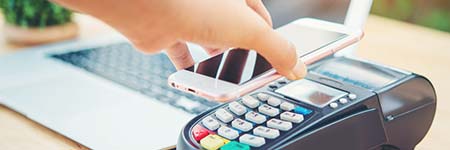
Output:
168,18,363,102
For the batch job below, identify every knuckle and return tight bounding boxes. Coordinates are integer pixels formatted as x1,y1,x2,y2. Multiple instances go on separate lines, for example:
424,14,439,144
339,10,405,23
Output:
131,38,168,54
172,51,192,62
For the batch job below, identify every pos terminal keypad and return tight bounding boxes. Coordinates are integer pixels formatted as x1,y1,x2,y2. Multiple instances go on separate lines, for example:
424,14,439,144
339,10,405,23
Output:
189,80,325,149
187,78,359,150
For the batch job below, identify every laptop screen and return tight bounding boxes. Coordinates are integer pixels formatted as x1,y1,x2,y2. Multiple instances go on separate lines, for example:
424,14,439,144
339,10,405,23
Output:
263,0,351,28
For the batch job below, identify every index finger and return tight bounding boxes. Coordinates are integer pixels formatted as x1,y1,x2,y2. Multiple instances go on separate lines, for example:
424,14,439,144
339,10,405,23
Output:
245,29,307,80
175,1,306,80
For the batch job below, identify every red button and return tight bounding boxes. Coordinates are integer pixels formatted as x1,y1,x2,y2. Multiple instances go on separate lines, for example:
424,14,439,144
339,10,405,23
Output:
192,125,211,141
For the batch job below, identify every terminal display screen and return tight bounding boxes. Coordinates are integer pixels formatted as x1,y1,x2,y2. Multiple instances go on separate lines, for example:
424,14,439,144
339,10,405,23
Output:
276,79,347,108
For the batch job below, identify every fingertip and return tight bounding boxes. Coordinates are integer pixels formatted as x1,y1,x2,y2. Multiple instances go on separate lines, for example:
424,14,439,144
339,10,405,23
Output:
246,29,303,79
283,60,307,80
292,59,308,79
274,35,305,79
271,34,307,80
285,72,298,81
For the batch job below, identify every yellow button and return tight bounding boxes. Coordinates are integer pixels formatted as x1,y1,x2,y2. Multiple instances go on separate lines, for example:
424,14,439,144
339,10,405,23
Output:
200,134,229,150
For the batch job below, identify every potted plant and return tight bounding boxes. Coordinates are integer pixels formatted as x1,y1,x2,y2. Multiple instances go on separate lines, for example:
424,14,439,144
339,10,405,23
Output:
0,0,78,45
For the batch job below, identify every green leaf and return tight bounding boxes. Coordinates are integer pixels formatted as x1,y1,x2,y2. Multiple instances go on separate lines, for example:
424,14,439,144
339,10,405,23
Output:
1,0,72,27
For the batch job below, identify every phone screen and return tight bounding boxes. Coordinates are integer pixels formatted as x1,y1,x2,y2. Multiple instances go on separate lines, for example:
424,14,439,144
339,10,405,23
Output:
185,25,348,85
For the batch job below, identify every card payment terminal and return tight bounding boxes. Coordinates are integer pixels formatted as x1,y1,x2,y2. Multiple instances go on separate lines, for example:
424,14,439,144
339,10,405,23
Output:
176,57,436,150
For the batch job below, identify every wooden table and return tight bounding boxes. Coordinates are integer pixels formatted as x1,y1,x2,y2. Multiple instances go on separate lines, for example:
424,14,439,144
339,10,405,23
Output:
1,14,449,149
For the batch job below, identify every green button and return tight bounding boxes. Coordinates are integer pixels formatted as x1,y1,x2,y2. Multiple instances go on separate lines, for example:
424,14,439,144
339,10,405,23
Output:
220,141,250,150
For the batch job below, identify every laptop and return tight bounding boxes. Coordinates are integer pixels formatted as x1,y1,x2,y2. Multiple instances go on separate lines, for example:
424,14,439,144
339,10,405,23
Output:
0,0,372,149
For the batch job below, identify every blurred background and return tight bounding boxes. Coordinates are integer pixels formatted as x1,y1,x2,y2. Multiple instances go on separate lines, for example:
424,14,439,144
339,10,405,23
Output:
1,0,449,33
0,0,448,45
371,0,450,33
264,0,450,32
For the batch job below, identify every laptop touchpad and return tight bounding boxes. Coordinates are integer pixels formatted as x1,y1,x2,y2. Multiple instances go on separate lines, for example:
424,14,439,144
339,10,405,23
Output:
0,75,192,149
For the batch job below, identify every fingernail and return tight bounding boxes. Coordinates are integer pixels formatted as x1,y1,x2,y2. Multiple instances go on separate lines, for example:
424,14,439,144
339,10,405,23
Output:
286,72,298,80
287,60,307,80
288,41,296,52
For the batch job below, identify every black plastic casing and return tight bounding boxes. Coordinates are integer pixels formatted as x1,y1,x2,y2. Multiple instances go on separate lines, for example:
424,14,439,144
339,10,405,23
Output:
177,57,437,150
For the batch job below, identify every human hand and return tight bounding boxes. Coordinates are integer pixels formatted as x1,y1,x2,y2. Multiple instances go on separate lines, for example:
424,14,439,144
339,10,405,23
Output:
51,0,307,80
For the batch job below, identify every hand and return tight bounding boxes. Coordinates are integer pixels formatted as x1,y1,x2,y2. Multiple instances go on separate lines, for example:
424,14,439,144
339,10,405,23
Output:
52,0,307,80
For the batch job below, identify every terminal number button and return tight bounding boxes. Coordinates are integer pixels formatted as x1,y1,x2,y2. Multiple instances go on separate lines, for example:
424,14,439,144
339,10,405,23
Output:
202,116,220,130
280,102,295,111
256,93,269,101
280,112,304,123
253,126,280,139
228,101,247,116
218,126,239,140
239,134,266,147
267,97,281,107
215,108,234,123
245,111,266,124
258,104,280,117
267,118,292,131
231,118,253,132
242,95,260,108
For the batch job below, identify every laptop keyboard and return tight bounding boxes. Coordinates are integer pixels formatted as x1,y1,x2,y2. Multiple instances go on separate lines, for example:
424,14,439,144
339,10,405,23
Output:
51,43,219,114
